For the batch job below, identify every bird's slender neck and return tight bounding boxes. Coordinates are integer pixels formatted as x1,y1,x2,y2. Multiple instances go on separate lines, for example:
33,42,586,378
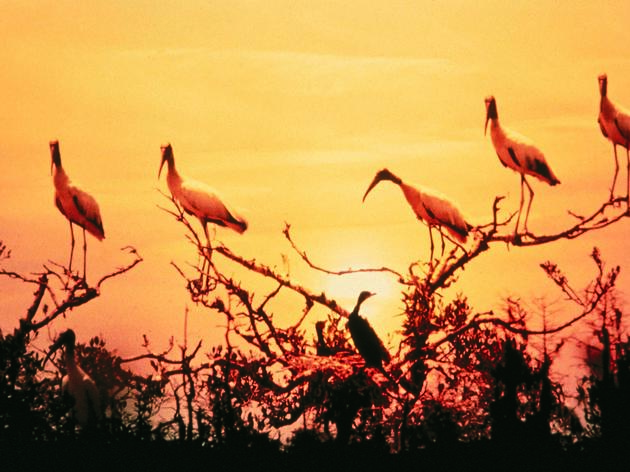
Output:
163,155,182,189
487,101,499,123
64,344,77,371
350,299,366,317
316,326,326,346
600,79,608,98
53,163,69,188
51,146,68,183
52,149,62,170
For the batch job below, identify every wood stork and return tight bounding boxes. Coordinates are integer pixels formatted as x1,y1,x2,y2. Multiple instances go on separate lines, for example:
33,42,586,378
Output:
50,140,105,280
159,143,248,242
597,74,630,202
346,291,390,369
362,168,471,257
45,329,101,428
315,321,335,357
484,96,560,237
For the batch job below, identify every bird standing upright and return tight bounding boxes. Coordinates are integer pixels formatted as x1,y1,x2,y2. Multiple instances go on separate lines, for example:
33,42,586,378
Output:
315,321,335,357
346,291,390,369
159,143,248,242
50,140,105,281
45,329,101,429
363,168,471,257
597,74,630,202
484,96,560,237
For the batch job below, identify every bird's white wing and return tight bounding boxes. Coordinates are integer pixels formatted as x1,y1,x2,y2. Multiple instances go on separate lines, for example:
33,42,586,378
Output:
420,189,469,240
503,129,558,184
614,106,630,142
83,375,102,421
179,179,246,232
66,184,105,239
401,183,431,222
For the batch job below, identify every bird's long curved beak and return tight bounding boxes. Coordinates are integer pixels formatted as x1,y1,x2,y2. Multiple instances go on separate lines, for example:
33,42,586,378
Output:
158,156,166,179
43,338,63,367
484,114,489,136
49,141,58,176
362,175,383,202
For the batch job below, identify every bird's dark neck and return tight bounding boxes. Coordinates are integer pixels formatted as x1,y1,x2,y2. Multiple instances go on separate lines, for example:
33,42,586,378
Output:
350,302,364,318
487,102,498,121
64,345,76,369
316,325,325,339
51,147,62,170
387,172,402,186
165,155,176,173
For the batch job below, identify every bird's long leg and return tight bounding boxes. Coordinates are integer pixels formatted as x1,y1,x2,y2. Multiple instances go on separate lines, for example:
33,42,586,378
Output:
439,230,446,258
625,146,629,211
522,176,535,235
443,232,466,254
427,226,435,263
82,228,88,282
610,143,619,202
513,174,526,238
68,221,75,275
200,221,211,290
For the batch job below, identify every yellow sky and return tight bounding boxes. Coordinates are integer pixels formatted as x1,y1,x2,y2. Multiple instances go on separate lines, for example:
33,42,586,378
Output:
1,1,630,378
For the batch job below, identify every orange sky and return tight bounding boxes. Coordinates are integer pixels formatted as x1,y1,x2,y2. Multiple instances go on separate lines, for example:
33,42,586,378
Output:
1,2,630,383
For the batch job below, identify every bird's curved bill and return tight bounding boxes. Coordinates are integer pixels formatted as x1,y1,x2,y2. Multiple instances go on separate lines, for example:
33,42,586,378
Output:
484,115,489,136
43,339,63,366
158,156,166,179
362,176,382,202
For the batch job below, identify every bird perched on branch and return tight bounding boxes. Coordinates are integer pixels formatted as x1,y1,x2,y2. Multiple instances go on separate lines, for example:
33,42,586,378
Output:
484,96,560,237
363,168,471,256
315,321,335,357
45,329,101,428
346,291,390,369
159,144,248,241
50,140,105,280
597,74,630,202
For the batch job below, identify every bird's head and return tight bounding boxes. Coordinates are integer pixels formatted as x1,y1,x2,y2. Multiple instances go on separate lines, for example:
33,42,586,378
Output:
598,74,608,97
44,329,76,366
362,168,401,202
315,321,326,331
355,290,376,309
49,140,61,175
158,143,173,179
484,96,497,136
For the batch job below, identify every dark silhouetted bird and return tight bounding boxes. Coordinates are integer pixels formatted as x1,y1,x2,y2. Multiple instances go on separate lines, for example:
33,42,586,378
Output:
346,291,390,369
315,321,335,356
45,329,101,428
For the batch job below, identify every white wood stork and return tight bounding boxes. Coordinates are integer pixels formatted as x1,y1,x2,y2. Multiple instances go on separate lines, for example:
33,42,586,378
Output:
159,143,248,242
50,140,105,280
362,168,471,257
45,329,101,428
346,291,390,369
484,96,560,237
597,74,630,202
